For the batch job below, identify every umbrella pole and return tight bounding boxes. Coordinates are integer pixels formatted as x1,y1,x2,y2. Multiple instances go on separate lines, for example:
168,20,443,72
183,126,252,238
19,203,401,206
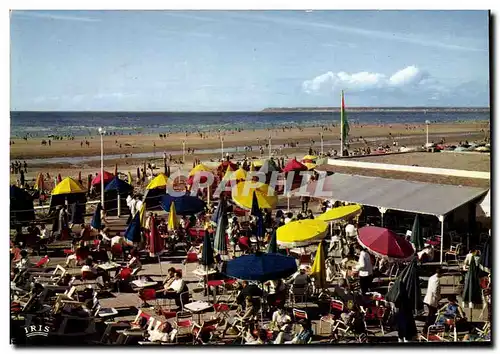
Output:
157,255,163,277
117,191,121,217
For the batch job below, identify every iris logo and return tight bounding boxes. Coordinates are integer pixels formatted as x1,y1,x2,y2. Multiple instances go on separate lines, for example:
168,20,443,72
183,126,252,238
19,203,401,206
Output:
24,325,50,338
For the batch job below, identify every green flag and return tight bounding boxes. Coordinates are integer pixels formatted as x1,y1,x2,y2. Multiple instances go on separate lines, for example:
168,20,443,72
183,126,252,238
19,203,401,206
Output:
341,90,350,144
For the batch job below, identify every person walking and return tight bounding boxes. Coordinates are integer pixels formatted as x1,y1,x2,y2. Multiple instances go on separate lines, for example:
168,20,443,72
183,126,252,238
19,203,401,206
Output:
423,268,442,335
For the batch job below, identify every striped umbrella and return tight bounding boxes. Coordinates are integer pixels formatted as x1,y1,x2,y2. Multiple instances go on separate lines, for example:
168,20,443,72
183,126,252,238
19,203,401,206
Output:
214,200,228,256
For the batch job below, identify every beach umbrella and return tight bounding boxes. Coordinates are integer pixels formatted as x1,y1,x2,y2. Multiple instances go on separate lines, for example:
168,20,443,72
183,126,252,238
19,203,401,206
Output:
282,158,308,173
91,202,103,230
317,204,362,222
304,162,317,170
259,159,281,174
114,164,118,176
57,174,62,184
124,211,142,243
136,167,140,181
478,190,490,218
146,173,169,190
77,171,82,183
267,230,278,254
357,226,414,262
410,214,425,252
310,241,327,290
104,176,133,194
168,202,178,231
52,177,86,195
10,185,35,223
127,171,133,185
160,194,206,215
232,181,278,210
211,195,225,224
386,257,423,314
277,219,328,248
462,257,483,319
217,160,238,175
214,201,228,256
479,235,491,273
250,191,262,217
91,171,114,186
302,155,317,163
201,230,215,267
189,164,212,177
221,165,234,181
139,203,147,228
225,252,298,282
232,167,247,182
148,215,164,258
34,173,44,191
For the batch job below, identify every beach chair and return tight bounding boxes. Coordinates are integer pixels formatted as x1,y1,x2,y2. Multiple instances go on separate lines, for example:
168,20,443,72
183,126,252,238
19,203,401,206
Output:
183,252,199,275
192,318,220,345
445,243,462,264
292,308,309,332
419,324,448,342
138,288,157,308
319,300,344,334
173,311,194,343
361,305,386,335
213,303,231,322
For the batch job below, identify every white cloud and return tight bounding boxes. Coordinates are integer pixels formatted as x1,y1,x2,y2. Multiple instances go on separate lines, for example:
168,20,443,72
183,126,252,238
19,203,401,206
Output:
303,65,431,94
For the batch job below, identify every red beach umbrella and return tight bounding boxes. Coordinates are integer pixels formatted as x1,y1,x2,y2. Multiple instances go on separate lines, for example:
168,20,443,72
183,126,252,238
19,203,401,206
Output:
282,158,308,173
91,171,114,186
57,174,62,183
148,215,164,258
357,226,415,261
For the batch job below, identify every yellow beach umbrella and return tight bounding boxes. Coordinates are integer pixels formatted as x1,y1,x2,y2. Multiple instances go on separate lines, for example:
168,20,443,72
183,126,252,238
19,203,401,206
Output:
139,203,147,228
277,219,328,248
232,167,247,181
189,164,211,177
231,181,278,210
310,241,327,289
168,202,178,231
302,155,318,162
317,204,362,222
52,177,86,195
252,160,264,168
146,173,169,190
34,173,44,191
127,171,133,185
304,162,317,170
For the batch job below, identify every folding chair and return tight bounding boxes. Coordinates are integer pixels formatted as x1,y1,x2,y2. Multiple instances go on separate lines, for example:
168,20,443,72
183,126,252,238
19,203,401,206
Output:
419,324,448,342
34,255,50,268
138,288,157,308
183,252,199,275
362,305,386,335
319,299,344,334
192,318,220,345
213,303,231,322
111,244,124,261
445,243,462,264
292,308,309,332
174,311,194,343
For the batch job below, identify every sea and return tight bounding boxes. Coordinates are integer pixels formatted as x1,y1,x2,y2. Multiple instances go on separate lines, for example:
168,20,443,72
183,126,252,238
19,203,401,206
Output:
10,110,490,138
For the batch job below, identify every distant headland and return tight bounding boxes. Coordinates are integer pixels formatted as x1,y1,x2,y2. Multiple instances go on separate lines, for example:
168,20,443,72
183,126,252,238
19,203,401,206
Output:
261,107,490,113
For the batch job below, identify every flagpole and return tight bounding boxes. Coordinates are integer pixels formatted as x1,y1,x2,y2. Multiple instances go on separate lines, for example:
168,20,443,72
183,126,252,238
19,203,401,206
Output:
340,90,344,156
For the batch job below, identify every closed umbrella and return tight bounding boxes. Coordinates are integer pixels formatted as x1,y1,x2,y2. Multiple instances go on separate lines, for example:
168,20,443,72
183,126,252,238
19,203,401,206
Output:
201,230,215,296
479,235,491,273
87,174,92,193
462,257,483,319
211,195,224,224
148,216,164,273
168,202,178,231
357,226,414,262
267,230,278,254
251,191,261,217
57,174,62,184
124,211,142,243
34,173,44,191
277,219,328,248
214,201,228,256
225,252,297,282
136,167,140,181
114,164,118,176
78,171,82,183
91,202,102,231
310,241,327,290
128,171,133,185
386,257,423,314
411,215,425,252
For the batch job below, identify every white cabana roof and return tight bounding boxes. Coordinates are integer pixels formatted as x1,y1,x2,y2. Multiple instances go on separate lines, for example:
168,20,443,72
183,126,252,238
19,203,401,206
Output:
477,189,491,218
293,173,488,217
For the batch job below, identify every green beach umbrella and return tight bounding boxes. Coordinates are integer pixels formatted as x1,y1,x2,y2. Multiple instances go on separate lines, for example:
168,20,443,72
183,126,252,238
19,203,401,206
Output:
267,230,278,253
411,214,425,252
462,258,483,311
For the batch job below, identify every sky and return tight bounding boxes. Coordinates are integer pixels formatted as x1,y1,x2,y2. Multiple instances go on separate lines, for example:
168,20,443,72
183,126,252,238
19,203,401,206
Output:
10,10,490,111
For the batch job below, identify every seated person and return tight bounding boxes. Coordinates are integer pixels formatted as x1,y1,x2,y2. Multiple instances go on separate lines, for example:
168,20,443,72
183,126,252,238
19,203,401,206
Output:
340,303,366,335
126,248,142,271
15,250,32,272
81,257,110,284
66,240,90,267
270,307,292,332
332,279,355,303
417,245,435,263
157,270,187,308
160,267,177,290
326,258,338,283
147,322,177,343
436,295,466,328
265,278,286,305
243,328,268,345
284,319,313,344
236,281,263,309
223,297,257,335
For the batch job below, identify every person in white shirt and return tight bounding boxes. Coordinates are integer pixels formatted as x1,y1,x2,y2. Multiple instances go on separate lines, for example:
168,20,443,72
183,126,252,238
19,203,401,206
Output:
417,245,435,263
148,322,176,343
270,308,292,334
462,249,480,271
423,268,442,334
345,222,357,237
160,270,186,308
39,224,48,240
284,212,293,224
111,234,125,247
135,198,143,216
354,245,373,294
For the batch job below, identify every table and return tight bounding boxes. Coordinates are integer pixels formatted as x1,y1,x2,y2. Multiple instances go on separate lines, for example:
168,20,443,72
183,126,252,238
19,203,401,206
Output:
132,280,158,289
183,300,212,322
98,307,119,318
98,262,120,271
192,268,217,277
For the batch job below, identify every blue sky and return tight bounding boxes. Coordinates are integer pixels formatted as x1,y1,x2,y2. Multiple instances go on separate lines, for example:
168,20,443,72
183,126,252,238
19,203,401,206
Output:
10,10,490,111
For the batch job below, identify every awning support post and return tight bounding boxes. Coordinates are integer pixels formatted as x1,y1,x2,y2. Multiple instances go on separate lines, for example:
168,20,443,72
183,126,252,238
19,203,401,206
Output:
438,215,445,264
378,207,387,227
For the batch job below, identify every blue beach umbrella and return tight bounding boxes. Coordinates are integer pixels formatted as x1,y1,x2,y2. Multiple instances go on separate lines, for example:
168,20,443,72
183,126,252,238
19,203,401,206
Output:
160,194,206,215
211,195,225,224
250,191,261,217
225,252,298,282
104,176,133,193
124,211,142,243
91,203,102,230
